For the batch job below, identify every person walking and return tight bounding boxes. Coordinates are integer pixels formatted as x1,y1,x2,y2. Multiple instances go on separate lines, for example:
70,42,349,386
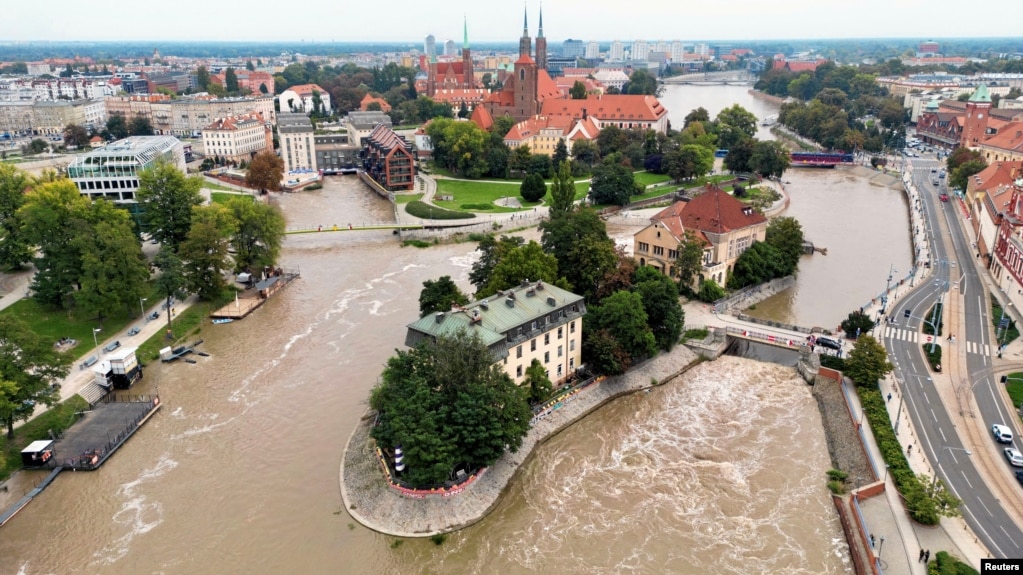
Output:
919,549,926,562
924,550,930,563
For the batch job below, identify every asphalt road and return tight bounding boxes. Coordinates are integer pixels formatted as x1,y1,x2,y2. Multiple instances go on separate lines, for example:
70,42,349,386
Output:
883,154,1023,558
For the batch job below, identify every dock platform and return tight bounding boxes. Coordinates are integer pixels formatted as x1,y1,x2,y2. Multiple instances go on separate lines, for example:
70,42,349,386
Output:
210,271,300,320
51,394,161,470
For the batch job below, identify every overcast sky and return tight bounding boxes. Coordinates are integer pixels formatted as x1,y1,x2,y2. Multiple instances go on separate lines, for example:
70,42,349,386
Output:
3,0,1021,44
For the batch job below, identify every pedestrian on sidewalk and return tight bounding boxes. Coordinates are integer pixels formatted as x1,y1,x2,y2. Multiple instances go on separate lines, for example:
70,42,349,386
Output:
918,549,925,562
887,392,892,402
869,533,875,548
924,550,930,563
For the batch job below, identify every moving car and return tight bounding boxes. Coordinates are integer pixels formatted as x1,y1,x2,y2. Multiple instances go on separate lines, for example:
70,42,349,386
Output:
816,336,842,350
940,194,949,202
1005,448,1023,467
993,423,1014,444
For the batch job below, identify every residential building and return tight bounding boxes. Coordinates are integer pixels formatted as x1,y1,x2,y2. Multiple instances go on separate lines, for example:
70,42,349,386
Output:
278,112,316,175
593,69,629,91
444,40,456,56
609,41,625,62
633,185,768,287
0,101,33,135
990,181,1023,313
201,114,272,163
670,41,685,64
585,42,600,60
425,35,436,59
967,161,1023,266
404,280,586,386
66,136,185,203
919,41,940,54
631,40,649,62
29,99,106,134
211,70,275,94
503,114,600,157
314,134,360,172
344,111,393,147
278,84,331,114
359,93,392,112
361,124,415,191
975,121,1023,163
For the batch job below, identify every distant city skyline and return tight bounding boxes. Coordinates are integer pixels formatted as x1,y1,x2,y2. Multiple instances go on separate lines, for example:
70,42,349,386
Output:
3,0,1022,44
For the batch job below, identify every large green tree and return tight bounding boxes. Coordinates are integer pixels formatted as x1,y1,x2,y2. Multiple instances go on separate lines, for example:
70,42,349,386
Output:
74,200,151,326
136,161,204,251
519,173,547,202
675,230,706,295
224,67,239,93
589,162,635,206
0,316,72,438
0,164,33,270
418,275,469,317
152,247,190,331
624,68,659,96
63,123,90,148
18,179,89,309
540,206,615,301
369,330,532,486
196,65,211,90
179,204,237,300
484,240,559,297
749,140,791,179
683,107,710,129
570,81,587,99
129,116,154,136
425,118,489,178
524,358,553,404
764,216,805,276
664,144,714,182
727,241,785,289
225,197,286,272
632,266,684,351
724,138,755,174
714,104,758,150
844,334,893,387
586,290,656,366
549,160,576,215
105,115,128,140
469,235,524,295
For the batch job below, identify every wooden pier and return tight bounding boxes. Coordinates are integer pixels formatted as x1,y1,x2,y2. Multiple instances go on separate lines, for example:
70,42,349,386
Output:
210,270,300,320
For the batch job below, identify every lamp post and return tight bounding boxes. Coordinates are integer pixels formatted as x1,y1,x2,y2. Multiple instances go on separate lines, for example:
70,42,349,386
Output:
997,302,1014,344
931,446,972,493
139,297,147,320
876,536,885,562
92,327,101,353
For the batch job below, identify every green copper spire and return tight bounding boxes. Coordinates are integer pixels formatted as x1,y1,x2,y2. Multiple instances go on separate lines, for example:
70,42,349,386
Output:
463,16,469,50
538,3,544,38
969,83,991,103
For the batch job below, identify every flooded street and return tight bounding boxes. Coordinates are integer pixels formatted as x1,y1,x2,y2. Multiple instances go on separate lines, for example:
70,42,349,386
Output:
0,85,862,574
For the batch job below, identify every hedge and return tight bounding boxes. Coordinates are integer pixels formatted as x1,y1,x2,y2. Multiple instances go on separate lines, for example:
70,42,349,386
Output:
405,201,476,220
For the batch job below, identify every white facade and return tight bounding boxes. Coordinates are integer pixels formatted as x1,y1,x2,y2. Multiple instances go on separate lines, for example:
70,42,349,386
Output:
278,113,315,174
610,41,625,62
149,96,275,137
631,40,649,61
585,42,600,59
693,43,710,56
277,85,332,114
67,136,186,203
593,69,629,91
670,41,685,63
201,115,269,163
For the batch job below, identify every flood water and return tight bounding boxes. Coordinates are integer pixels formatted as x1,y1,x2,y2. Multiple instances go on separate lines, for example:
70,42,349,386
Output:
0,85,856,575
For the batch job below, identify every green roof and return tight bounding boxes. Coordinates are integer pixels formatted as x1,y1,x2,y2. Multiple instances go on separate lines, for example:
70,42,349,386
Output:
405,280,586,354
969,84,991,103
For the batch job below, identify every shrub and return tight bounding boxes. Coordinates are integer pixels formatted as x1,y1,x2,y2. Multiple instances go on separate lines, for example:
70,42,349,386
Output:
819,355,846,371
696,279,726,303
430,533,448,546
405,201,475,220
922,303,943,336
923,343,942,372
459,203,495,210
683,328,709,340
840,311,875,339
401,239,431,248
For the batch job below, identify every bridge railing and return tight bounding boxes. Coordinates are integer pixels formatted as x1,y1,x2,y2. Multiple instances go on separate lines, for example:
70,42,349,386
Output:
725,326,808,349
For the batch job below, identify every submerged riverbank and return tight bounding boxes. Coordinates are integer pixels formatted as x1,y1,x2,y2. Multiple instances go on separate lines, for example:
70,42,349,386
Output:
340,346,701,537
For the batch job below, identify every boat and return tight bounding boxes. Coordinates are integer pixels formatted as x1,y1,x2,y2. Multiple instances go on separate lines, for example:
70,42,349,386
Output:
212,318,234,324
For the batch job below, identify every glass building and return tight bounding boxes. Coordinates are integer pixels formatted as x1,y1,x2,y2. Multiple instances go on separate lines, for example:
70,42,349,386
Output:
67,136,185,203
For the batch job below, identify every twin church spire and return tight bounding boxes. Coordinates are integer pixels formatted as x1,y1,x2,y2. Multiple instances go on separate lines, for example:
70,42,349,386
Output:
518,4,547,70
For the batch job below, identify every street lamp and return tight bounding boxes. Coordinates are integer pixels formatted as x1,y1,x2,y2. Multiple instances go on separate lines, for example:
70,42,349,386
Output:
931,445,971,493
997,302,1014,344
876,536,885,561
140,297,147,320
92,328,101,353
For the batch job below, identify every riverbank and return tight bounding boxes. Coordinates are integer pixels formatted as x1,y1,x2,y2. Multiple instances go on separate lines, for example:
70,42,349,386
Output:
340,345,700,537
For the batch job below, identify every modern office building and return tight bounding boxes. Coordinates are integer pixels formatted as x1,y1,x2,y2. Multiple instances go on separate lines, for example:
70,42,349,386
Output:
66,136,185,203
278,113,315,175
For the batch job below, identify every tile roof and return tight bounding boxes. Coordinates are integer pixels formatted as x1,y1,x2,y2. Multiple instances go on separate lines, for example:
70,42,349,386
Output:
980,121,1023,153
660,185,766,235
470,105,494,131
971,160,1023,192
286,83,327,96
541,94,666,122
365,124,409,152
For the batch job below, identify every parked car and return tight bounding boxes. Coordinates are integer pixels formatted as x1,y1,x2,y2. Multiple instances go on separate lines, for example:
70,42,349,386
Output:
993,423,1014,444
1005,448,1023,467
816,336,842,350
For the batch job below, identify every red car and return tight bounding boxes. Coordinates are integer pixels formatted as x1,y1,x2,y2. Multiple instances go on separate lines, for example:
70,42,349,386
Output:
940,193,949,202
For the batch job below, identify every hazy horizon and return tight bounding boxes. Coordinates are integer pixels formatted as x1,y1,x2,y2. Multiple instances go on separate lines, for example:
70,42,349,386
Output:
3,1,1022,44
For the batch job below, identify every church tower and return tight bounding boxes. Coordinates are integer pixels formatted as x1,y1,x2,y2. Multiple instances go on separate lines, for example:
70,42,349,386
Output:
462,17,474,90
427,53,437,96
535,5,547,71
961,84,991,148
519,6,532,58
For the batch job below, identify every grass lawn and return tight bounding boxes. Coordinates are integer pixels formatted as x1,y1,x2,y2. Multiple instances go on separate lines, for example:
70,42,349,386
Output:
0,395,90,482
1006,372,1023,411
434,179,542,212
394,193,424,204
211,192,254,204
634,171,672,187
201,180,242,192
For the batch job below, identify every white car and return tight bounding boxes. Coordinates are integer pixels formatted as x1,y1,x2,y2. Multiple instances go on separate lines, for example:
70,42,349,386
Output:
993,423,1014,444
1005,448,1023,467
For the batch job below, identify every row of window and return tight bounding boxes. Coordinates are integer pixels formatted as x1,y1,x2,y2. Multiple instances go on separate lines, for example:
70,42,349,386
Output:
514,356,575,379
515,325,576,358
75,178,139,191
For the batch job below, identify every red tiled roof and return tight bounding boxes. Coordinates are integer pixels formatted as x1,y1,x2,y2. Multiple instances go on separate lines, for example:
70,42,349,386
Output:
504,115,575,142
360,94,392,112
286,83,327,96
980,122,1023,154
972,161,1023,192
515,54,536,66
656,185,766,235
541,94,666,122
470,105,494,131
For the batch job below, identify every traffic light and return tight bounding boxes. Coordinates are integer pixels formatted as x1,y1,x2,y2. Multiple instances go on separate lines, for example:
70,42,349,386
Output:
904,309,911,318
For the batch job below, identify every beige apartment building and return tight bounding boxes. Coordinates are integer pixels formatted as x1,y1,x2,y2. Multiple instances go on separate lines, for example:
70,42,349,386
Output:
405,280,586,386
107,95,275,137
201,114,272,163
634,185,767,288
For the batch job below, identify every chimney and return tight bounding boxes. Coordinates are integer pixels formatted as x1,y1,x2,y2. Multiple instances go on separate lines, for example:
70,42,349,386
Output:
521,278,530,287
547,297,556,307
527,288,536,297
480,299,489,310
536,281,544,291
505,297,515,308
435,311,445,323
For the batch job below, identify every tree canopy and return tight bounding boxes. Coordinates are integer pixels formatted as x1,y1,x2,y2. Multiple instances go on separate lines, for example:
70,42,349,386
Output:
224,197,286,272
179,204,237,300
844,334,893,387
584,290,657,372
0,315,72,438
369,330,532,486
764,216,804,276
136,161,205,251
246,151,284,193
519,173,547,203
632,266,684,351
0,164,33,270
589,162,635,206
418,275,469,317
483,240,560,297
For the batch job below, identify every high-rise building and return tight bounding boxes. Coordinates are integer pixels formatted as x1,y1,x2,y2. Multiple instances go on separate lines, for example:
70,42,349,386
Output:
919,41,940,54
610,41,625,62
444,40,456,56
693,43,710,57
670,41,684,63
562,39,585,59
424,35,436,58
585,42,600,59
653,41,670,55
632,40,649,61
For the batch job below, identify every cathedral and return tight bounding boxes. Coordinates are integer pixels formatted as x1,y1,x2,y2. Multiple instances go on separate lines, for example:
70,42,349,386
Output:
481,6,563,123
425,18,475,94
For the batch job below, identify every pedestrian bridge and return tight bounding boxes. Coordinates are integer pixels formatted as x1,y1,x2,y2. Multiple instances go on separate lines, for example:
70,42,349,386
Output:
725,326,809,351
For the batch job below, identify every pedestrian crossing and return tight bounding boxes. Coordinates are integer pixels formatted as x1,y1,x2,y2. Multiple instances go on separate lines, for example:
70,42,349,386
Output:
882,327,990,356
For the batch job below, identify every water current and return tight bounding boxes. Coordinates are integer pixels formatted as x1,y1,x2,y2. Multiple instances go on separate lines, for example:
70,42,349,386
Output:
0,84,907,574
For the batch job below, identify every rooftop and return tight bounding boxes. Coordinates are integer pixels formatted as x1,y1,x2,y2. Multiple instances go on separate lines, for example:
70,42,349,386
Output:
67,136,181,166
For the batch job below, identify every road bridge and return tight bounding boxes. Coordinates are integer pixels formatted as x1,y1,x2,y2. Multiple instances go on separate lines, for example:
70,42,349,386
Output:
661,70,756,85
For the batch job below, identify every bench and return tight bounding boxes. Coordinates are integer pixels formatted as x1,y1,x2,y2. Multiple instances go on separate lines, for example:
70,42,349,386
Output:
102,340,121,353
82,355,98,369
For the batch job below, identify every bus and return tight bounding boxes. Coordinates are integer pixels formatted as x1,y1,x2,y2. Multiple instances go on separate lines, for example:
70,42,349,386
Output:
714,149,728,158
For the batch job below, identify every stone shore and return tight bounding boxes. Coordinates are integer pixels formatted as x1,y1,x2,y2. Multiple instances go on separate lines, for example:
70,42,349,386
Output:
339,344,700,537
